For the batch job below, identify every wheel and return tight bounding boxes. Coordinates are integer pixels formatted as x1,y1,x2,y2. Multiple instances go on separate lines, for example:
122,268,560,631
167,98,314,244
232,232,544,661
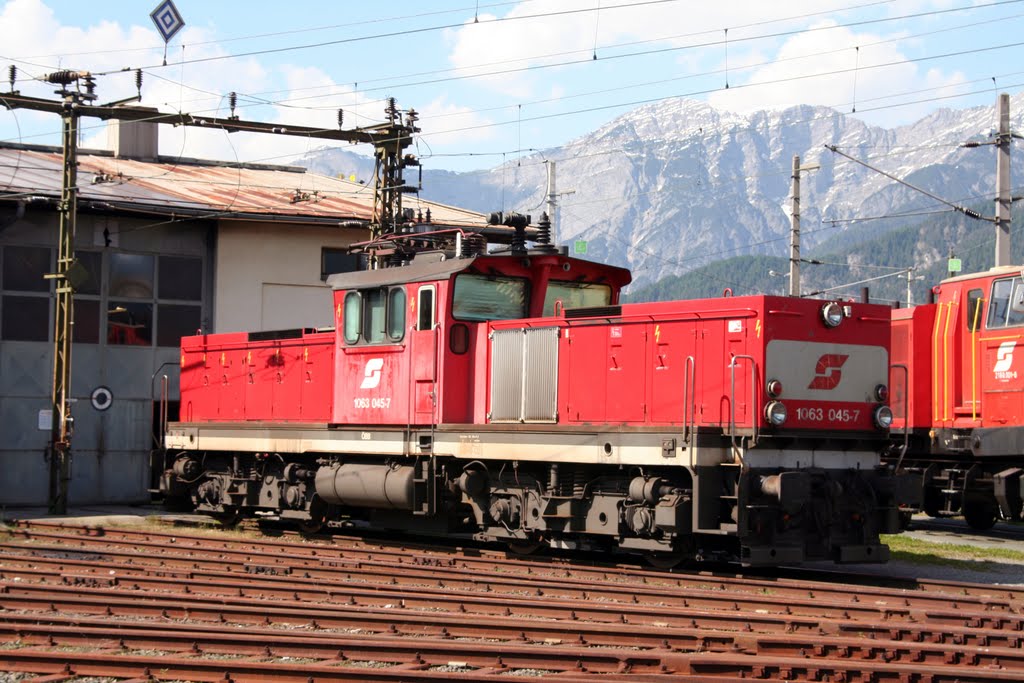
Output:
212,508,243,527
922,488,943,518
644,552,687,569
507,537,544,555
962,499,997,531
300,496,330,535
299,517,326,535
898,510,913,531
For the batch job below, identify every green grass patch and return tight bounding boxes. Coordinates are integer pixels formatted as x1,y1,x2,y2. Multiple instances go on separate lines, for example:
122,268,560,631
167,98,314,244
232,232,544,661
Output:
881,534,1024,568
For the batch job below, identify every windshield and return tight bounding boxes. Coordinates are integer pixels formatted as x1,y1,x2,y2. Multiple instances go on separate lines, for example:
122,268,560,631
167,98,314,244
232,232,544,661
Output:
543,281,611,316
452,274,528,321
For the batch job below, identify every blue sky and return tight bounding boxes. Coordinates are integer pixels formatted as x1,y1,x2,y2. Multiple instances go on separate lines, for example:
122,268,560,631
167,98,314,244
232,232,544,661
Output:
1,0,1022,172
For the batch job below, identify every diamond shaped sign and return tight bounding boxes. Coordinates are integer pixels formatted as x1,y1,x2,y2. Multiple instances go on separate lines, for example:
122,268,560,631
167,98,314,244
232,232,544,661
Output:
150,0,185,43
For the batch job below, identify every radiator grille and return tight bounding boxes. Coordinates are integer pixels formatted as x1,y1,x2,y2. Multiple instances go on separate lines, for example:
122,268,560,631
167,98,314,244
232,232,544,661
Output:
489,327,559,423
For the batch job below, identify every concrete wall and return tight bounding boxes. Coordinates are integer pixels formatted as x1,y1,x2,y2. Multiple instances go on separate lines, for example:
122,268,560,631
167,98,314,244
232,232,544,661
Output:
214,221,363,333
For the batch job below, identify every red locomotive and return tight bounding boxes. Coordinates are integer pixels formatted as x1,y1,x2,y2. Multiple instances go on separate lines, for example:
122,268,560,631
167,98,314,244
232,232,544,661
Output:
891,265,1024,529
160,217,904,565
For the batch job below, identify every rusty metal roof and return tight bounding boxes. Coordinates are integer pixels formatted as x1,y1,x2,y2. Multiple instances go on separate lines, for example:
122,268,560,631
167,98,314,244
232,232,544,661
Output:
0,144,486,228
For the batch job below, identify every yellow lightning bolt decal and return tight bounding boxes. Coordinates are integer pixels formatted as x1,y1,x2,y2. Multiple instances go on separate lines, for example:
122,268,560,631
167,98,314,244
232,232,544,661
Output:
655,324,661,343
756,320,762,338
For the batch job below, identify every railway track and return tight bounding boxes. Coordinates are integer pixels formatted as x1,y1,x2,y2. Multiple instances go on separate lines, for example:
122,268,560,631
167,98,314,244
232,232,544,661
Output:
1,520,1022,681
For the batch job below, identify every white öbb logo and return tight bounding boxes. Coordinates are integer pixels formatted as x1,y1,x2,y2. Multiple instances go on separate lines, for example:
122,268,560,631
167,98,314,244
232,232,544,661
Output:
995,341,1018,380
360,358,385,390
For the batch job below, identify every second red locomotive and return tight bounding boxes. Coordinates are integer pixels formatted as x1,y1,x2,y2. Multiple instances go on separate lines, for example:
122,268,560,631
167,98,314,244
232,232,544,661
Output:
160,223,904,565
891,264,1024,529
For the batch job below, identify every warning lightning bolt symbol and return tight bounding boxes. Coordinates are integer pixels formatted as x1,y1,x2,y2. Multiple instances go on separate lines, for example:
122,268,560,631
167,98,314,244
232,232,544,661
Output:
755,320,762,338
655,324,661,343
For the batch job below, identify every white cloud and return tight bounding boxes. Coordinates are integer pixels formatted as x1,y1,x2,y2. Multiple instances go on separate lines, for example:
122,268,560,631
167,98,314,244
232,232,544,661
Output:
417,95,495,147
445,1,857,94
706,21,966,125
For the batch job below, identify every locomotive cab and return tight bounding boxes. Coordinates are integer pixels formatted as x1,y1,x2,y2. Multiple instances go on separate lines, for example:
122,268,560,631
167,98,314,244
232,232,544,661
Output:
327,253,631,427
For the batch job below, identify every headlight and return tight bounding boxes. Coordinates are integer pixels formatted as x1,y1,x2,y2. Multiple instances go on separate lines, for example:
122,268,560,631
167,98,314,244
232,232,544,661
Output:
764,401,788,426
821,302,844,328
874,405,894,429
766,379,783,398
875,384,889,402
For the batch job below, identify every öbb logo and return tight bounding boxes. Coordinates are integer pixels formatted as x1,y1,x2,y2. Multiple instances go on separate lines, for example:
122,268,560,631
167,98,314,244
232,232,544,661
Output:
808,354,849,390
994,341,1018,380
359,358,385,390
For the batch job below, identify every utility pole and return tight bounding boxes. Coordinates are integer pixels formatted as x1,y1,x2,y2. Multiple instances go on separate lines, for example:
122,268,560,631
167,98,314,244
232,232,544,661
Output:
995,93,1011,267
546,160,557,246
44,71,95,514
789,155,819,297
543,160,574,248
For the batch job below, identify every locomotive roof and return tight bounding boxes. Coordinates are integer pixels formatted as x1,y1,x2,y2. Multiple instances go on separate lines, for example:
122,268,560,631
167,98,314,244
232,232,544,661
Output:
939,264,1024,285
327,253,632,290
327,257,478,290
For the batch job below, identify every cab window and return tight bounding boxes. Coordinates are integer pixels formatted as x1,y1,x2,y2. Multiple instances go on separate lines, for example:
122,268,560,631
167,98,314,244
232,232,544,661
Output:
987,277,1024,329
417,285,435,331
452,274,528,321
343,286,406,345
966,288,984,332
543,281,611,316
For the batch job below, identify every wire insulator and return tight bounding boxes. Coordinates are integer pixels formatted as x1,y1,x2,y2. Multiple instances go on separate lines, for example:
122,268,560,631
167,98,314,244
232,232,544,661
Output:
228,91,237,119
337,109,343,129
8,65,15,91
135,68,143,96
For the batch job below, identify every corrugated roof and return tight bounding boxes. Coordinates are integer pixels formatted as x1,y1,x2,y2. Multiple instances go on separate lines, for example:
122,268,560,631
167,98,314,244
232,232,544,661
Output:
0,145,486,228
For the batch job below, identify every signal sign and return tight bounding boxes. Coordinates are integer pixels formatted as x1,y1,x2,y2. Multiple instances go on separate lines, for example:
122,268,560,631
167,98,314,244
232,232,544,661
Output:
150,0,185,43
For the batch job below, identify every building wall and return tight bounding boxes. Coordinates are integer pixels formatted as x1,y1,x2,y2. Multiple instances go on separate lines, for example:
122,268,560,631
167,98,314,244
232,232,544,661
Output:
0,208,212,506
214,221,364,333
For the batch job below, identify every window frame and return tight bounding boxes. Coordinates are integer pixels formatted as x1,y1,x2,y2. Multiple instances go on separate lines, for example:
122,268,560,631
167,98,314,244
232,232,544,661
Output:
987,277,1024,330
966,288,984,333
417,285,436,331
342,286,407,346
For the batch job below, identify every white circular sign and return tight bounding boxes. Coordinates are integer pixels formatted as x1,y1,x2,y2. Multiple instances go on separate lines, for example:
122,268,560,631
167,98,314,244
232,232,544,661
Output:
91,386,113,411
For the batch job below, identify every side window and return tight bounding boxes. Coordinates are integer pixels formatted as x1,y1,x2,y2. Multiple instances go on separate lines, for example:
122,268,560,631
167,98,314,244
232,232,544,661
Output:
344,287,406,345
1,245,51,342
988,277,1024,328
387,287,406,341
966,289,984,332
343,291,361,344
363,288,386,343
321,247,361,281
417,286,435,331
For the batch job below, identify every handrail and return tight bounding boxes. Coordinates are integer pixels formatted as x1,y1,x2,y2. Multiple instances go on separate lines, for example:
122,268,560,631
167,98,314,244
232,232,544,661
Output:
683,355,696,444
890,362,910,472
729,354,758,464
149,360,177,450
160,375,169,450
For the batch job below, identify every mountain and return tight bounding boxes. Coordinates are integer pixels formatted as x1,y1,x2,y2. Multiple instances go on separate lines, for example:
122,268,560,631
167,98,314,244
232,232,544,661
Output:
291,94,1024,289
